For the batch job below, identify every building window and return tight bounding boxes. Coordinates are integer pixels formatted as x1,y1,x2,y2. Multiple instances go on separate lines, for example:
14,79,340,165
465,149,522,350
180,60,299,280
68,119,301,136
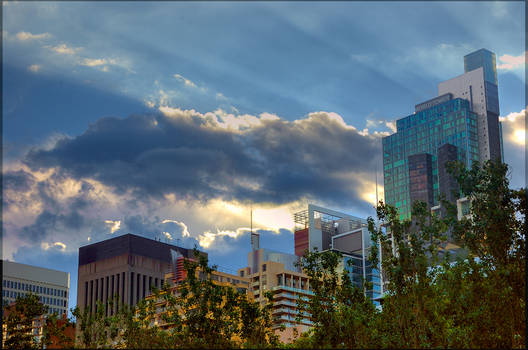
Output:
240,271,244,277
262,264,267,272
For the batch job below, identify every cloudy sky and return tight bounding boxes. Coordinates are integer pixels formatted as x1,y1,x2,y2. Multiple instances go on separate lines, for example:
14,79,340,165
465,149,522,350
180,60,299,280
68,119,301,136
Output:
3,1,525,312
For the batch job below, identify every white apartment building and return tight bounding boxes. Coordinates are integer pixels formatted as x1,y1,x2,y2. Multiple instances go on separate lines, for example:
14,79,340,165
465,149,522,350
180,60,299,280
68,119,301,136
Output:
2,260,70,316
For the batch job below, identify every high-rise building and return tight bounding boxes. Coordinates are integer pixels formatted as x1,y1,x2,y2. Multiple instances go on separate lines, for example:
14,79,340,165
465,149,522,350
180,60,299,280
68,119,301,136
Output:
238,248,314,343
383,97,478,219
2,260,70,316
2,260,70,346
77,233,206,316
438,48,502,162
293,204,382,303
383,48,502,219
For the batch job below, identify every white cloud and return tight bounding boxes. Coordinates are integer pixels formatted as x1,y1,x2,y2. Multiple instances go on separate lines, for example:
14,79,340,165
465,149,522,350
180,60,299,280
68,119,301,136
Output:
27,64,41,73
497,52,526,71
162,232,173,240
104,220,121,234
80,58,117,67
161,219,191,237
385,121,396,133
365,118,395,134
198,228,246,250
48,43,82,55
41,241,67,252
16,31,51,41
144,100,156,108
158,106,281,132
500,108,526,147
174,73,197,88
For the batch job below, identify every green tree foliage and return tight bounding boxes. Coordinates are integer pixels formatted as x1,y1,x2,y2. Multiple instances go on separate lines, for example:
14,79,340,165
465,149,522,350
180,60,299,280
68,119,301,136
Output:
440,160,526,348
3,293,48,349
369,160,526,348
293,160,525,349
152,248,280,348
72,248,279,349
293,249,378,348
72,301,117,348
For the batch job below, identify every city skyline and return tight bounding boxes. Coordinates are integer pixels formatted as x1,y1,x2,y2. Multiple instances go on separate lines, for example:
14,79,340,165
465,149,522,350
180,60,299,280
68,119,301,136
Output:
2,2,525,314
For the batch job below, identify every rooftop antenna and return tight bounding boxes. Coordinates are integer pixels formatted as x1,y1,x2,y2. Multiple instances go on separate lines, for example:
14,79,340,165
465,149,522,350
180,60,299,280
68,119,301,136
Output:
375,166,379,209
250,204,259,251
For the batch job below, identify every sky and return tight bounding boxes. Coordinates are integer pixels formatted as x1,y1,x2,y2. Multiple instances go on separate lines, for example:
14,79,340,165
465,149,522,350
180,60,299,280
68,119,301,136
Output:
2,1,525,315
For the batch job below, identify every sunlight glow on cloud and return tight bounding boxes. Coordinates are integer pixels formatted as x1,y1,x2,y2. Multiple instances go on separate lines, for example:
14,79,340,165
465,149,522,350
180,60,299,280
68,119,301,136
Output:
497,52,526,71
174,73,197,88
41,241,67,251
16,31,51,41
28,64,41,72
500,108,526,147
161,219,191,237
357,177,384,207
81,58,117,67
104,220,121,233
48,43,82,55
163,232,173,240
198,228,246,249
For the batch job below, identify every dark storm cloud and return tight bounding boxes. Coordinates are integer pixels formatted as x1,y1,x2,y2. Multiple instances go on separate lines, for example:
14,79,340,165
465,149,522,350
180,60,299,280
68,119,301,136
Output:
24,110,382,207
3,169,36,191
21,210,84,240
3,169,37,211
4,168,98,241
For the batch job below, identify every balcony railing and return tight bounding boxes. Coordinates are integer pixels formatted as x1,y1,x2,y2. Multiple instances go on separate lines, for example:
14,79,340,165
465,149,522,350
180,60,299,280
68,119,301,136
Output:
272,285,314,295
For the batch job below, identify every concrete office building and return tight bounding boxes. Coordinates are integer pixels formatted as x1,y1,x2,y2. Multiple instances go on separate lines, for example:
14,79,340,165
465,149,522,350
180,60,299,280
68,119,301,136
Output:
293,204,382,304
77,233,206,316
2,260,70,316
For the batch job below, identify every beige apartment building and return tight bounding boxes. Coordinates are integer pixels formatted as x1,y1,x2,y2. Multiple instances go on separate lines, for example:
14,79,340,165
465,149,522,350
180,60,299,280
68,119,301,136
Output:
147,268,250,329
238,248,314,343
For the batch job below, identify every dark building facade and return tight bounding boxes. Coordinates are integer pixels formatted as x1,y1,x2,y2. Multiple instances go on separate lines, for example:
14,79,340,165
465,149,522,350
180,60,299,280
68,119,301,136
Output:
77,234,205,316
437,143,460,205
408,153,434,209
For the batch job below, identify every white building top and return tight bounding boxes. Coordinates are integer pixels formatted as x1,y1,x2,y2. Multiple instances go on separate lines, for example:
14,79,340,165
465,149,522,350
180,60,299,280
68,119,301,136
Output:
2,260,69,288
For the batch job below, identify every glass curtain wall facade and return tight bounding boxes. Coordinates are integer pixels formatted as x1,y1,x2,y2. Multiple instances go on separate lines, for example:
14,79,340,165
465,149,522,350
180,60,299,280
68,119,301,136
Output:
382,98,479,219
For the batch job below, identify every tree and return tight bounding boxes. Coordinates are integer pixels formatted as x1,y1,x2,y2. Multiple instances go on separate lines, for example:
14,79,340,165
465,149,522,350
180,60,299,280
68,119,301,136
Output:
3,293,48,349
116,248,280,349
72,300,118,348
440,160,526,348
293,249,378,348
173,248,280,348
40,312,75,349
367,160,526,349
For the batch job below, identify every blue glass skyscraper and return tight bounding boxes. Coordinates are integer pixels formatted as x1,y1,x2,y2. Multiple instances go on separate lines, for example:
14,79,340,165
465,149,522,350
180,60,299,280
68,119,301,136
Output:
383,97,479,219
383,48,502,220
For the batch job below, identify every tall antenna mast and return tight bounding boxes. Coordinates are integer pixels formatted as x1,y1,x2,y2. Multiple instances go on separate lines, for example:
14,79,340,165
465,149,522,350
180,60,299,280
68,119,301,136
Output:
375,166,379,208
250,204,259,251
